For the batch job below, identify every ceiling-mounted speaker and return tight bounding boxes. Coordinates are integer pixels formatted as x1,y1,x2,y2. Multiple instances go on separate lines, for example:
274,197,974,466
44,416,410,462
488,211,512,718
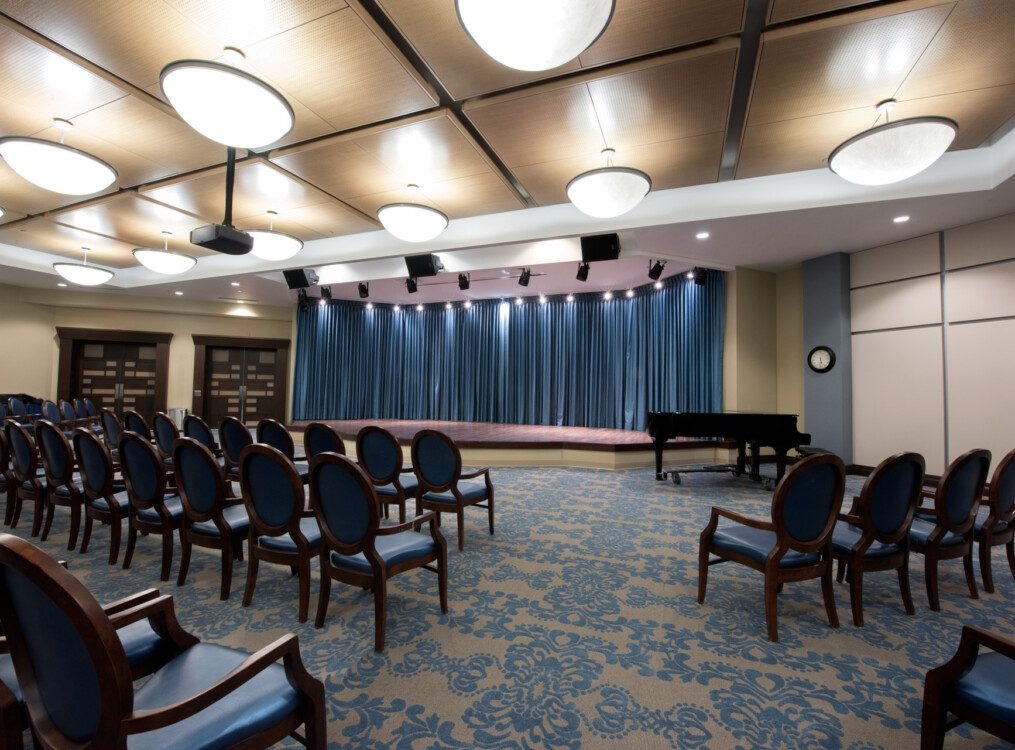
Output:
283,268,319,289
404,253,444,278
580,233,620,262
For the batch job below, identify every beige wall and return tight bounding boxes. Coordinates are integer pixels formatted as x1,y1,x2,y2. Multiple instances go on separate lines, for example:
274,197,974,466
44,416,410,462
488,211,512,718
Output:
0,284,294,413
775,268,804,425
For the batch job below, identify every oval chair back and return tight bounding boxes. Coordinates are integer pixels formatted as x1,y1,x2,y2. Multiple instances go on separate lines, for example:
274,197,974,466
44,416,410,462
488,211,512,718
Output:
309,452,379,557
73,399,88,420
987,448,1015,528
256,419,295,459
3,421,38,484
771,453,846,553
35,420,74,489
73,429,115,500
118,432,169,514
100,409,122,452
84,399,97,418
304,422,345,459
151,413,179,459
933,449,992,534
356,426,403,485
59,400,77,424
42,400,61,423
174,438,227,524
220,417,252,470
123,411,151,442
239,444,304,537
0,430,10,474
183,414,218,452
859,452,926,545
7,398,25,418
0,535,134,747
411,430,461,492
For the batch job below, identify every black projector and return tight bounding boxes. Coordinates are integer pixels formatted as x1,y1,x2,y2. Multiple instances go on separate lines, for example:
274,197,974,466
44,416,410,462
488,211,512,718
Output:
190,224,254,256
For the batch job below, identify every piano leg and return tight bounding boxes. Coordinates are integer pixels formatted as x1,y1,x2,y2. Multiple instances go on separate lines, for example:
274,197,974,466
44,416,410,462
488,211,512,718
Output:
734,440,747,477
749,441,761,481
775,448,788,482
654,438,665,481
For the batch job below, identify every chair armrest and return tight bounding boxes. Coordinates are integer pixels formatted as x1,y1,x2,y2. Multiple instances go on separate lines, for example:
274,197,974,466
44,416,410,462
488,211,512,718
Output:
837,513,863,525
375,512,436,535
106,594,199,652
925,626,1015,693
121,634,303,734
102,588,160,616
712,507,774,531
460,468,490,481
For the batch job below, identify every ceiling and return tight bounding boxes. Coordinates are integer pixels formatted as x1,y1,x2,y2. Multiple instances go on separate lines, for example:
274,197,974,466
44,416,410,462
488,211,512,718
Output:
0,0,1013,305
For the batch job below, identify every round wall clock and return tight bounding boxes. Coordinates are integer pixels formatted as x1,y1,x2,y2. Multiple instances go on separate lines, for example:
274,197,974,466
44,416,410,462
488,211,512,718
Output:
808,346,836,373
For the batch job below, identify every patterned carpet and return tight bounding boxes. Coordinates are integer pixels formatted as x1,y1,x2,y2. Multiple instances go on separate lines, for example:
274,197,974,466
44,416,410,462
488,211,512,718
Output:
5,467,1014,749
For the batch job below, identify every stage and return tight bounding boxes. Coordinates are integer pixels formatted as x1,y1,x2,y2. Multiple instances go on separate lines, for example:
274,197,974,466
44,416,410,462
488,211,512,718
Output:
288,419,734,470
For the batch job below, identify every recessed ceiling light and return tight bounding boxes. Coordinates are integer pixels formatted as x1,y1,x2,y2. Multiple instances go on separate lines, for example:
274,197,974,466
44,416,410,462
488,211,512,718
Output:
603,291,613,300
365,302,373,310
625,289,634,298
654,281,663,290
566,294,574,303
393,304,401,312
174,291,183,296
416,303,424,312
515,296,523,305
464,299,472,309
695,231,710,240
445,302,453,310
230,281,240,287
539,295,547,304
893,215,910,223
236,300,245,304
57,282,67,287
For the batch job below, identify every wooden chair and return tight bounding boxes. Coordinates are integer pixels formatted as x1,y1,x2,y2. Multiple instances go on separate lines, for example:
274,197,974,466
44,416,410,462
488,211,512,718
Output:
220,416,253,483
909,448,991,611
1,422,43,537
0,433,14,528
240,444,322,623
309,452,447,650
357,426,415,523
34,420,85,551
100,408,123,459
151,412,179,467
974,447,1015,593
412,430,494,551
119,432,184,582
303,422,345,460
256,418,308,482
0,533,325,749
174,437,250,600
123,409,154,442
73,428,129,565
921,626,1015,748
831,452,925,626
183,414,222,457
697,453,846,642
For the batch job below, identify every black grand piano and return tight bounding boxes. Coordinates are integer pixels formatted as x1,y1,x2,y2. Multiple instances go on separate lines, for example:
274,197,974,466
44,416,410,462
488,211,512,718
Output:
646,411,811,488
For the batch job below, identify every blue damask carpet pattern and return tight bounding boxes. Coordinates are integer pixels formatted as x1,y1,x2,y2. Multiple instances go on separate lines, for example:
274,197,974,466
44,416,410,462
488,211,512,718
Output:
7,467,1014,749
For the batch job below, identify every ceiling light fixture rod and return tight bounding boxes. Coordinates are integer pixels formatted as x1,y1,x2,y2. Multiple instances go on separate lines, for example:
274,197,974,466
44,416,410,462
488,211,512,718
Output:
223,146,236,227
717,0,768,181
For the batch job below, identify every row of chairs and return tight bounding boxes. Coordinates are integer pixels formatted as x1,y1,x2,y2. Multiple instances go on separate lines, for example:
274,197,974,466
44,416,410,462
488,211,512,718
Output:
698,447,1014,642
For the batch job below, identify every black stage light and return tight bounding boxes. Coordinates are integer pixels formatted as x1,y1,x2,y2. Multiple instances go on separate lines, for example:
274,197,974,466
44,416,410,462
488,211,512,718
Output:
518,268,531,287
320,285,332,302
648,260,665,280
406,277,418,294
576,262,590,282
296,288,309,311
458,273,470,291
358,282,369,299
694,267,706,286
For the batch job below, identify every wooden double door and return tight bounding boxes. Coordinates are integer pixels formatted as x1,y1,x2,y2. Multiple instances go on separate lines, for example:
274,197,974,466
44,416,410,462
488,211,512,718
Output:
192,336,290,428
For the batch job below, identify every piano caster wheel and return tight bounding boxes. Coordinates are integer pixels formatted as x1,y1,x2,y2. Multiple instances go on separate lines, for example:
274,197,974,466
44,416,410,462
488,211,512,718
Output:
672,474,681,485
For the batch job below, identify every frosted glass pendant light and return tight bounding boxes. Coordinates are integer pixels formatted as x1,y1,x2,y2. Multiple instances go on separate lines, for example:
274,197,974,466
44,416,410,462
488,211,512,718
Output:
567,149,651,218
456,0,614,71
0,119,116,195
53,247,114,286
247,210,303,261
378,185,449,243
133,231,196,274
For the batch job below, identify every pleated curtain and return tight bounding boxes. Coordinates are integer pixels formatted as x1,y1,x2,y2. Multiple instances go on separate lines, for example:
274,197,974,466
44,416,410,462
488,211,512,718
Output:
292,271,725,431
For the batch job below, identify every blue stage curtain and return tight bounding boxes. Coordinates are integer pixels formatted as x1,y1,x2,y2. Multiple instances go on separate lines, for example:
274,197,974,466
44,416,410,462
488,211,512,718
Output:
292,272,725,430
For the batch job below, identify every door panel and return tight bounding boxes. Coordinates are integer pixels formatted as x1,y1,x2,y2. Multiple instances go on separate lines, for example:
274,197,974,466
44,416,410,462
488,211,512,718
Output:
73,341,158,418
204,347,281,427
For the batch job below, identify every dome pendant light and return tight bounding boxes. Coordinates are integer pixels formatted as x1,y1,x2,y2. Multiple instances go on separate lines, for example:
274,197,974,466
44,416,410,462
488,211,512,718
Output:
53,246,114,286
160,50,295,148
456,0,615,71
378,185,449,243
567,148,651,218
829,99,957,186
0,119,117,195
247,210,304,261
133,231,197,274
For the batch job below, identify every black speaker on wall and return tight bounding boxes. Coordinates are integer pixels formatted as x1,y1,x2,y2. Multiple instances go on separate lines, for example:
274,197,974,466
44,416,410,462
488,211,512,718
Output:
580,233,621,262
283,268,319,289
404,253,445,278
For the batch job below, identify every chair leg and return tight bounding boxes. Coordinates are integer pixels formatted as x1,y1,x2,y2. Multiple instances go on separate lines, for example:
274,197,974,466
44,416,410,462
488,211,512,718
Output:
80,513,93,554
159,528,174,582
487,493,495,536
177,537,192,587
30,493,44,537
242,550,259,607
978,539,994,594
456,509,465,552
122,520,138,570
7,494,21,528
962,550,978,600
2,488,14,527
696,540,709,604
398,499,406,524
836,559,846,583
302,679,327,750
925,554,940,612
297,558,311,623
898,558,915,615
1007,540,1015,581
821,562,839,630
920,692,947,750
438,552,448,614
67,503,81,551
108,514,122,566
40,500,55,542
764,574,779,642
848,563,864,627
220,541,233,600
314,565,331,629
373,577,387,652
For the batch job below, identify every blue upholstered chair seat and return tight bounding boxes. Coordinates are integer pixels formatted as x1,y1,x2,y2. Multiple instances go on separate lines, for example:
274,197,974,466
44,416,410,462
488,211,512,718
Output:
950,651,1015,725
128,643,300,750
330,530,435,574
909,518,963,546
974,508,1007,533
376,475,419,496
711,526,821,567
136,495,184,523
423,478,487,504
60,480,126,498
830,521,902,557
258,517,322,552
191,505,251,536
87,490,131,511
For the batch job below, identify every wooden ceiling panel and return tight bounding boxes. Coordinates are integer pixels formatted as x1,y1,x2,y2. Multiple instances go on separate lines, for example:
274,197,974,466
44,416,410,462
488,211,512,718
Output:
271,141,399,202
897,0,1015,101
0,218,138,267
769,0,879,24
244,9,437,133
579,0,745,67
0,163,96,216
252,202,377,239
406,171,525,218
512,131,724,206
748,3,953,126
163,1,348,48
587,49,737,149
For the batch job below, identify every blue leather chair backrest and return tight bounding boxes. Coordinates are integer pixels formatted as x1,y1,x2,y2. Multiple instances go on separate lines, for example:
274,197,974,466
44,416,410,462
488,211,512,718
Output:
152,414,176,455
221,420,252,464
780,461,841,543
73,400,88,419
74,432,110,496
37,422,70,482
120,437,160,504
124,412,150,440
305,424,344,458
183,416,214,449
360,429,398,481
6,424,33,478
0,431,10,470
0,404,7,418
990,451,1015,518
869,458,924,536
313,457,371,546
43,401,60,422
175,441,218,515
8,398,25,417
242,450,296,528
84,399,97,417
101,411,120,445
944,453,990,525
60,401,76,422
416,433,456,487
258,421,293,458
0,565,102,742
